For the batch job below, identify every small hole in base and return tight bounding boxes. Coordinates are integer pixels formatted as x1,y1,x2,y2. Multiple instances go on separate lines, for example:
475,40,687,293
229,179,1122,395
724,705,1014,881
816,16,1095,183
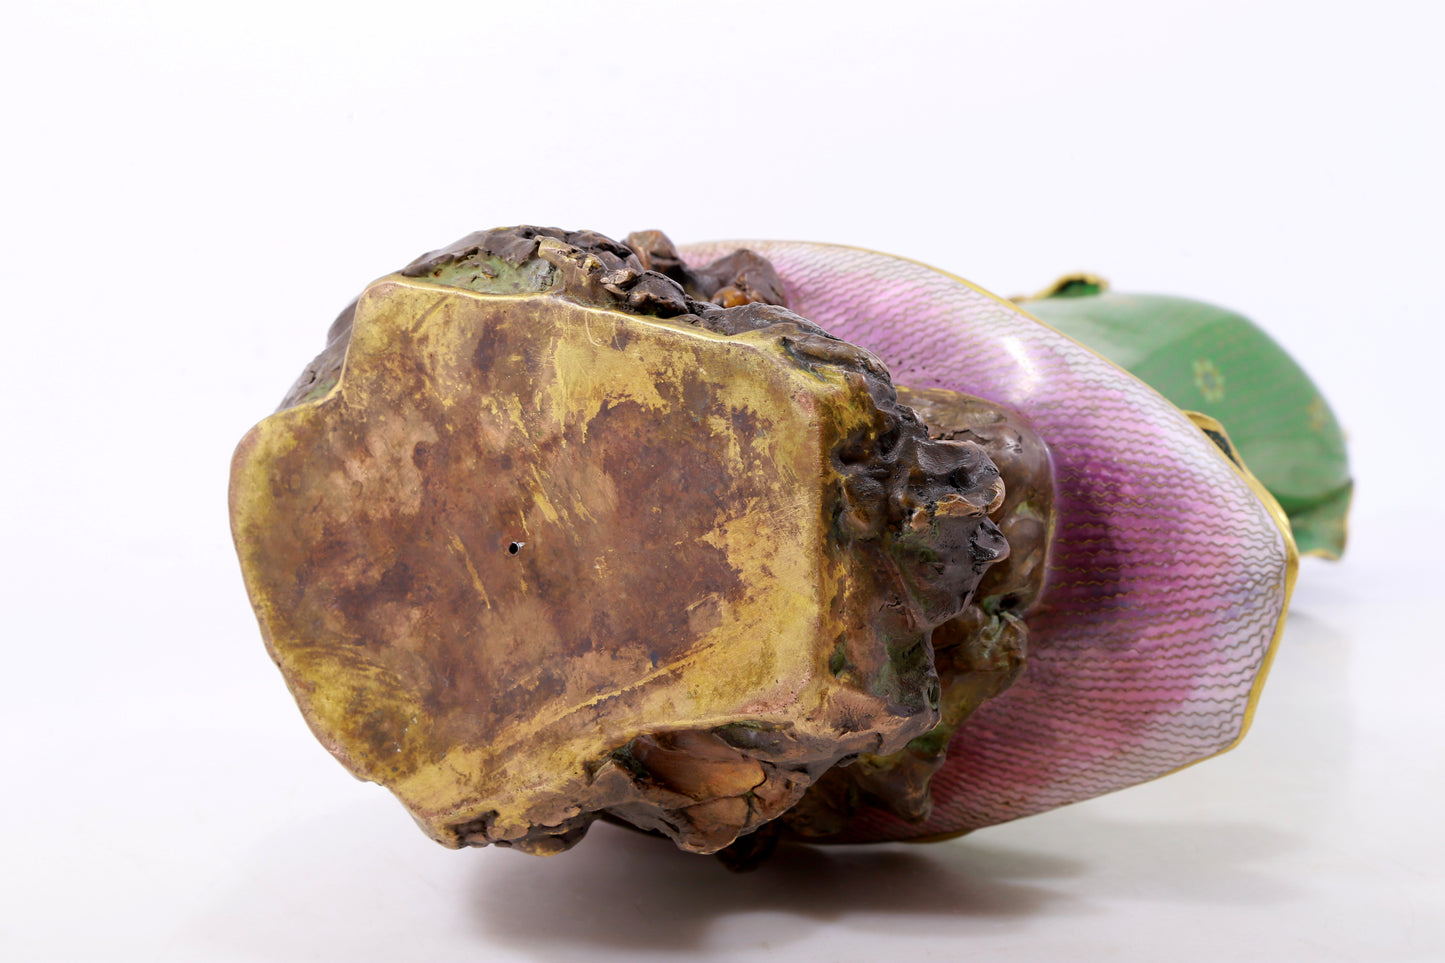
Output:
507,542,522,555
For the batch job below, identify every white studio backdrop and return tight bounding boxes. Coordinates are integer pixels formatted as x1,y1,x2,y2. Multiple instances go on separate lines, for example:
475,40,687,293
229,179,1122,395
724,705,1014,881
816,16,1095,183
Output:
1,2,1441,960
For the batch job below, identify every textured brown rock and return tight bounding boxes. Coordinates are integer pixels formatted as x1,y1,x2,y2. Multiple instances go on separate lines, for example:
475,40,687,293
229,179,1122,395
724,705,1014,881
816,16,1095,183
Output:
231,228,1052,858
771,386,1054,847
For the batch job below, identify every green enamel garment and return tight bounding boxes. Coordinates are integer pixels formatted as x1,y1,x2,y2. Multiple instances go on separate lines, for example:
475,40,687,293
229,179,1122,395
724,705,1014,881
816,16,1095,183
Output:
1019,280,1351,558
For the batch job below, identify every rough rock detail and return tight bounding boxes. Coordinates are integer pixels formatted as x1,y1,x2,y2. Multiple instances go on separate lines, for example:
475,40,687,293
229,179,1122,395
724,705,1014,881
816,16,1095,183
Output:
235,227,1053,860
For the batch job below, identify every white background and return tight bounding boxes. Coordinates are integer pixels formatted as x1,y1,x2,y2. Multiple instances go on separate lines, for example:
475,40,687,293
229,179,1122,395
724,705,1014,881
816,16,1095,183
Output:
3,1,1442,960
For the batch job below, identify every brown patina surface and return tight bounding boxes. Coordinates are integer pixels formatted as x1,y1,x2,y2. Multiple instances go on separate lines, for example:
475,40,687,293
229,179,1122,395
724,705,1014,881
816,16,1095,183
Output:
230,228,1054,859
774,386,1055,850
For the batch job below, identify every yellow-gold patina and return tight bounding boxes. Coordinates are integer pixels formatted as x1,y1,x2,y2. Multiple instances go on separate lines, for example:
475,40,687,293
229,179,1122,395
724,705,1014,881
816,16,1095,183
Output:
230,277,971,850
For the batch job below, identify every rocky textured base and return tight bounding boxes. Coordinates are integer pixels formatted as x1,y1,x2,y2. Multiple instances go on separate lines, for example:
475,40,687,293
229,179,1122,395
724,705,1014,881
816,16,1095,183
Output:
232,228,1051,857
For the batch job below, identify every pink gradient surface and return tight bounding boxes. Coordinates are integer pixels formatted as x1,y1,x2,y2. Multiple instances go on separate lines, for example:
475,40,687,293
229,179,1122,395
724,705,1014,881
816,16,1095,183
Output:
683,242,1293,841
